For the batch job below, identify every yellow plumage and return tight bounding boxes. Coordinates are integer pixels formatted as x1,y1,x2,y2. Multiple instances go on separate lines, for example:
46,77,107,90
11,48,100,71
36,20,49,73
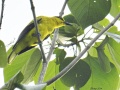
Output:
8,16,70,63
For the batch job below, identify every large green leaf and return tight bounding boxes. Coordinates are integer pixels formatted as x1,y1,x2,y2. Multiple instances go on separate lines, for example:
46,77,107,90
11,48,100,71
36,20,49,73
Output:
21,49,42,84
59,57,76,87
105,38,120,73
59,57,91,89
97,48,111,73
81,55,119,90
4,48,37,82
0,40,7,67
68,0,111,29
96,36,111,73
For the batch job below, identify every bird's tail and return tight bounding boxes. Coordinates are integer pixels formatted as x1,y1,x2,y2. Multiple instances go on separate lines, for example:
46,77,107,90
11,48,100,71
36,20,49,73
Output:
8,51,17,64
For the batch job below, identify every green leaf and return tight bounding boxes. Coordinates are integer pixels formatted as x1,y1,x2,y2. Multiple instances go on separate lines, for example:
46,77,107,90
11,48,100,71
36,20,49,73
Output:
96,36,111,73
4,48,36,83
81,55,119,90
88,47,98,57
59,24,83,37
0,40,7,67
97,48,111,73
43,60,58,82
53,48,66,64
59,57,75,87
88,41,103,58
93,23,104,32
105,25,120,43
65,24,81,36
108,26,120,35
117,76,120,90
33,62,42,84
105,38,120,73
59,14,84,42
110,0,120,18
33,60,58,88
99,18,110,27
106,32,120,43
93,18,110,32
21,49,42,84
63,14,79,24
59,57,91,89
68,0,111,29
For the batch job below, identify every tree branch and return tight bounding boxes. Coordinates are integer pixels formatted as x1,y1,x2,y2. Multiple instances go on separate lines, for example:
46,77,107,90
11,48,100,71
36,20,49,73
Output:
59,0,69,17
29,0,47,84
0,0,5,29
46,13,120,85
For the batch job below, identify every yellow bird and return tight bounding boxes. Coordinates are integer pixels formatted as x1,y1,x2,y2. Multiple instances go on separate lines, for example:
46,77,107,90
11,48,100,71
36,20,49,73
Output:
8,16,70,63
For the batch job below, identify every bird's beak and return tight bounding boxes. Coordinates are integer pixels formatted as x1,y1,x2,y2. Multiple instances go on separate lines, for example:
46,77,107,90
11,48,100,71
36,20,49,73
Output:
64,22,72,26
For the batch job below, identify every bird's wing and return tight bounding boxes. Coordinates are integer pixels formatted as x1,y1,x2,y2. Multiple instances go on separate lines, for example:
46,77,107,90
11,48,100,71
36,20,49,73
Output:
13,18,42,49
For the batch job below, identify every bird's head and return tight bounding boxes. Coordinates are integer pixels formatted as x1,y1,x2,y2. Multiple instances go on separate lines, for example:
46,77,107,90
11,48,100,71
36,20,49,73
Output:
53,16,72,28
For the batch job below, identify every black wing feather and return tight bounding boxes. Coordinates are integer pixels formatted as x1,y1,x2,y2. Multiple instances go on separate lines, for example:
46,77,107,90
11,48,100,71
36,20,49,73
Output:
18,46,35,54
13,18,42,49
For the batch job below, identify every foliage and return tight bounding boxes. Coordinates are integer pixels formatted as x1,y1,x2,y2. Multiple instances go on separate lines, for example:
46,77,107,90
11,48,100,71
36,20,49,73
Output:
0,0,120,90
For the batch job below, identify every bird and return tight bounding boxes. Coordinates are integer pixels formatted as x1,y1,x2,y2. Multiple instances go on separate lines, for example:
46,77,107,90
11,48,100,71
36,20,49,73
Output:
8,16,71,64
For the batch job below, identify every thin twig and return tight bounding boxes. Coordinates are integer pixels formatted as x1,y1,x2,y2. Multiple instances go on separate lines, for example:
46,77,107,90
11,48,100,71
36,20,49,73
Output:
59,0,69,17
38,63,48,84
46,13,120,85
29,0,47,83
46,29,59,61
47,0,69,61
0,0,5,29
29,0,46,63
